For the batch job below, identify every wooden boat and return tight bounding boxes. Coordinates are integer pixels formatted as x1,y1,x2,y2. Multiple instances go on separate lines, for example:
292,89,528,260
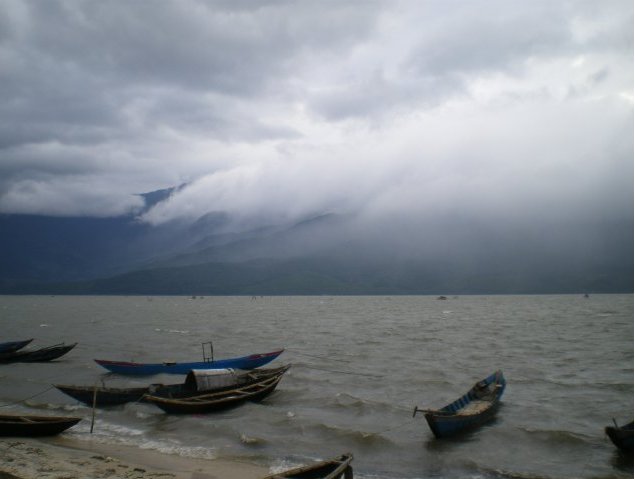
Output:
94,348,284,375
0,339,33,354
413,370,506,438
54,365,291,407
0,343,77,363
262,453,354,479
0,414,81,437
143,364,290,414
605,420,633,455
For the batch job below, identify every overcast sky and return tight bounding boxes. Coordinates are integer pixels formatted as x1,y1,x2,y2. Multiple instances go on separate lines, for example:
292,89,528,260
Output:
0,0,632,233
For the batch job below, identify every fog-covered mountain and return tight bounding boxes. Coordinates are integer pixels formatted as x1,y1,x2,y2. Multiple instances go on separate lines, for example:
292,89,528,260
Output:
0,188,632,295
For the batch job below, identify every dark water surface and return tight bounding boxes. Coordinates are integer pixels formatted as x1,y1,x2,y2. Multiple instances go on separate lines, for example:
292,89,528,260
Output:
0,295,632,478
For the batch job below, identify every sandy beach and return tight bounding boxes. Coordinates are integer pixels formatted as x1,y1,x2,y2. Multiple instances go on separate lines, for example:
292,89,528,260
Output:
0,437,269,479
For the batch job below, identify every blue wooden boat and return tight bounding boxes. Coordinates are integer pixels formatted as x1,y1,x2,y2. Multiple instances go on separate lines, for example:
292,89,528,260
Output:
605,420,633,455
413,370,506,438
94,349,284,375
0,339,33,354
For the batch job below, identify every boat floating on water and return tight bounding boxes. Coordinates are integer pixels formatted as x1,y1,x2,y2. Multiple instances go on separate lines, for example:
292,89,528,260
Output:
143,364,290,414
94,348,284,375
605,420,633,455
414,370,506,438
0,339,33,354
55,365,291,407
0,343,77,363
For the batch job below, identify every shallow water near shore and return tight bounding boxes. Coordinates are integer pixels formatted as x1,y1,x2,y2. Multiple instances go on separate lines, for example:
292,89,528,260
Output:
0,295,632,478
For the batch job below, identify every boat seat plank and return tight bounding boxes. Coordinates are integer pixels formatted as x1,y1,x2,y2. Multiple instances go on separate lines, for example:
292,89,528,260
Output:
456,400,490,416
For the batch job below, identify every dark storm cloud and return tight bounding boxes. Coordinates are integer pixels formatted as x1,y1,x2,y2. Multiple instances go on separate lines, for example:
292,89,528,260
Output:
0,0,631,226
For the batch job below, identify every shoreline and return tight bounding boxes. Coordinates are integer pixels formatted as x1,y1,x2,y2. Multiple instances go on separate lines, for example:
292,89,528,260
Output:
0,435,269,479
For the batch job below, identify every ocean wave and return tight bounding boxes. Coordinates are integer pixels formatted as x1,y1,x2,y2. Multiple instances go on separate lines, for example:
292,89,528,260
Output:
240,433,267,446
332,392,398,414
154,328,190,334
519,427,591,446
70,418,219,460
309,422,395,447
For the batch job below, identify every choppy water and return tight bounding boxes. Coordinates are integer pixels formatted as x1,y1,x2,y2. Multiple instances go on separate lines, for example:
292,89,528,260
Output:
0,295,632,478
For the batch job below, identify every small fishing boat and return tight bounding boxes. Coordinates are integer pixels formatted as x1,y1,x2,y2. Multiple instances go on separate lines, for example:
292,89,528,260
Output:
143,364,290,414
0,414,81,437
94,348,284,375
413,370,506,438
54,365,291,407
0,339,33,354
262,453,354,479
605,420,633,455
0,343,77,363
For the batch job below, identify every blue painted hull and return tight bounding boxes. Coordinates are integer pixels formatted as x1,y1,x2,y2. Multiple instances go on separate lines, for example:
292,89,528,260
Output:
95,349,284,375
422,370,506,438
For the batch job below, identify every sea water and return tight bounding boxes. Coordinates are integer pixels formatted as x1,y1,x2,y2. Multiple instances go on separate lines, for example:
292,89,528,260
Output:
0,295,632,478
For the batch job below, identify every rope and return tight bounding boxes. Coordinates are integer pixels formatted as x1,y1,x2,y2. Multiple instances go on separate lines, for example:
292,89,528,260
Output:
371,418,413,435
0,386,56,408
297,364,383,379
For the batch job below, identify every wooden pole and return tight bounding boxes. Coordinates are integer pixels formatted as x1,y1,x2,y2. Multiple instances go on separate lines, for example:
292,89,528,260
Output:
90,384,98,433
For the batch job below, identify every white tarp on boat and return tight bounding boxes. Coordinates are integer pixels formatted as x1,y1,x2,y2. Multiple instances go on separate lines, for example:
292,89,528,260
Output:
185,368,242,391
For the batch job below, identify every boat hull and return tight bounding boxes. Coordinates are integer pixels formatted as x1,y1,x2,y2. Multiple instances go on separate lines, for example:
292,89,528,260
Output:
0,343,77,363
419,370,506,439
144,365,290,414
55,365,290,407
0,414,81,437
94,349,284,375
262,453,354,479
0,339,33,354
606,422,634,455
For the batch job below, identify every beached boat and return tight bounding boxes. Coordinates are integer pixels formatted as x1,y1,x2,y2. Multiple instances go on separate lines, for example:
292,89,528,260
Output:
413,370,506,438
94,349,284,375
605,420,633,455
0,414,81,437
54,365,291,407
262,453,354,479
143,364,290,414
0,343,77,363
0,339,33,354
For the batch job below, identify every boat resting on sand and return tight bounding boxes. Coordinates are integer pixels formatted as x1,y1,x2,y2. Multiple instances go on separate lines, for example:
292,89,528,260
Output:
94,349,284,375
54,365,291,407
143,364,290,414
0,414,81,437
605,420,633,455
262,453,354,479
413,370,506,438
0,339,33,354
0,343,77,363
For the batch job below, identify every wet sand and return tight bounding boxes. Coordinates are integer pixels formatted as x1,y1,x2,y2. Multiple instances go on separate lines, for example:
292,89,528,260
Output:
0,437,268,479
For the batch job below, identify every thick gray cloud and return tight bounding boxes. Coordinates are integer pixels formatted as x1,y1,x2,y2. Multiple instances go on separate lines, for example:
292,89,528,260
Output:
0,0,631,230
